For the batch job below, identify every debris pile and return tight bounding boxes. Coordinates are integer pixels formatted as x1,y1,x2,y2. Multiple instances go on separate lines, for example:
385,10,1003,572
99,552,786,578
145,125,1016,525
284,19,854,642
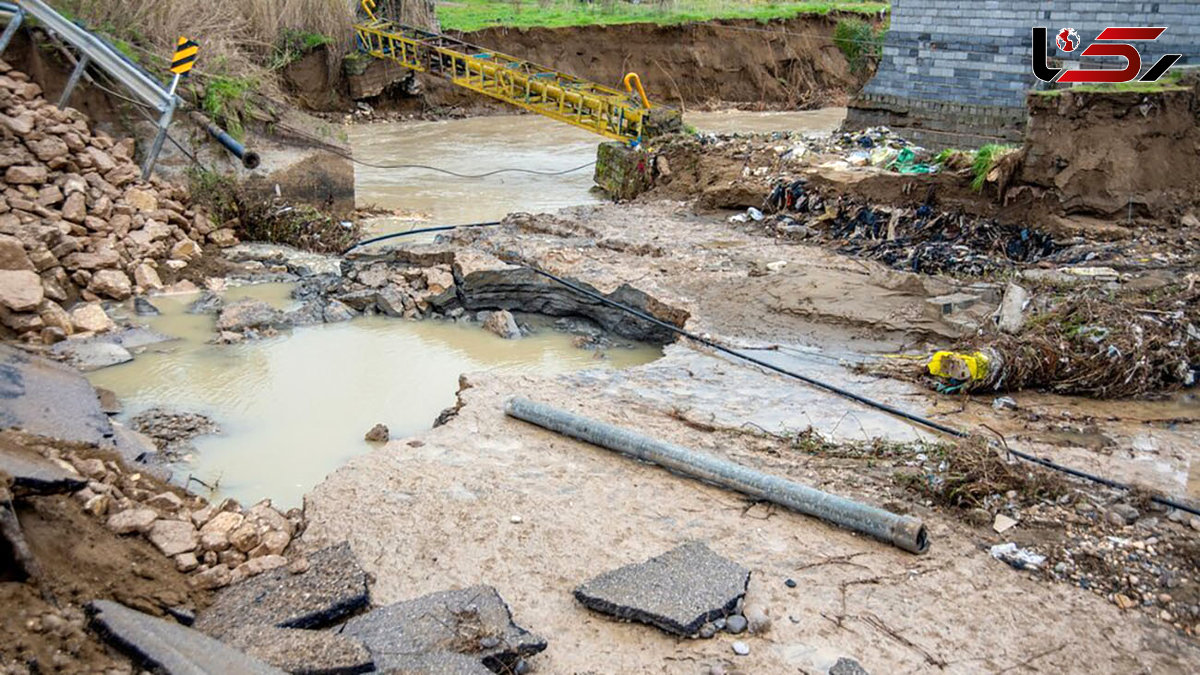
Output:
0,59,237,344
928,288,1199,397
761,179,1057,275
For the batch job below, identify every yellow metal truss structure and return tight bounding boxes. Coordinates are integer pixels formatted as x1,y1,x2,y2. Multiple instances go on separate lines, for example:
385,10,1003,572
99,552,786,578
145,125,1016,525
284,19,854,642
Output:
354,4,676,143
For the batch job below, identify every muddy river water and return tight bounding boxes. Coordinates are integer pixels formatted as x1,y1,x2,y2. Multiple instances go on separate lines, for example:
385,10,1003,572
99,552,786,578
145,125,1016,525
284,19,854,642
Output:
89,285,660,507
90,109,849,508
351,108,846,231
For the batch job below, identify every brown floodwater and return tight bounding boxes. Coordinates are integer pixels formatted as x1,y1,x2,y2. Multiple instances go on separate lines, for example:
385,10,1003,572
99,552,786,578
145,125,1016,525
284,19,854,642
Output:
350,108,847,233
88,284,661,508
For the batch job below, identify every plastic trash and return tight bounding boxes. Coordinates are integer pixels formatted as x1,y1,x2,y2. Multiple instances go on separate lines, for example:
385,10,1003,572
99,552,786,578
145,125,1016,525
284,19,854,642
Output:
990,542,1046,570
747,207,764,222
928,350,990,384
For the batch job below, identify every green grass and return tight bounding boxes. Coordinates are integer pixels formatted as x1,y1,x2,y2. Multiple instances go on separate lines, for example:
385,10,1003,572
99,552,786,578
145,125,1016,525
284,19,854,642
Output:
1032,68,1189,95
437,0,889,33
970,143,1016,191
832,17,886,71
201,76,256,141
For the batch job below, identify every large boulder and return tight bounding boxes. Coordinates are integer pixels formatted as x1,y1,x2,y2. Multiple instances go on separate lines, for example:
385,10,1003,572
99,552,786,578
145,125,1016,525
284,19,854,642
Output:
88,269,133,300
0,270,44,312
69,303,116,333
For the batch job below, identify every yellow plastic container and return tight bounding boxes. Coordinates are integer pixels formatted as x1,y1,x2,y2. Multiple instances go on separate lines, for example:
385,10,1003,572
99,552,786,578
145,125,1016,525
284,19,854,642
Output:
927,350,990,383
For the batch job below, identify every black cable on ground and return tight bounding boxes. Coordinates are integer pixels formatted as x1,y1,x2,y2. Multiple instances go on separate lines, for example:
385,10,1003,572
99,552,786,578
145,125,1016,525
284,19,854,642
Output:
344,223,1200,517
343,221,503,255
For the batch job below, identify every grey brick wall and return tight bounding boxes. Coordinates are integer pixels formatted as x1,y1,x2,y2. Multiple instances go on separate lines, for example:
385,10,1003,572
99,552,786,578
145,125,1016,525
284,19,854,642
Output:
846,0,1200,147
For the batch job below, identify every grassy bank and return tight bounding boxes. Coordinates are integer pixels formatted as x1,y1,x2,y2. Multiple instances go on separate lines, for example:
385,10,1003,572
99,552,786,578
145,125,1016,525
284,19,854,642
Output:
438,0,889,33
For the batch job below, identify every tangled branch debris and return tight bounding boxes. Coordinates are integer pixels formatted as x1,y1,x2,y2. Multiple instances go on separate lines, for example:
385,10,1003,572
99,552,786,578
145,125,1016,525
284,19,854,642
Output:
899,437,1067,509
946,287,1200,398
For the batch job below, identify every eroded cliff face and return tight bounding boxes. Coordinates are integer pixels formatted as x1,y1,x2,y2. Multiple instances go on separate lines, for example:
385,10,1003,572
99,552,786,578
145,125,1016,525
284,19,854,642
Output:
1020,81,1200,220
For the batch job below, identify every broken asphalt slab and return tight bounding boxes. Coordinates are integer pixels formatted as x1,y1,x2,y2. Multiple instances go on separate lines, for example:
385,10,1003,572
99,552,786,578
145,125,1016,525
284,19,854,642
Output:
222,625,374,675
196,542,369,638
573,541,750,636
340,585,547,673
87,600,286,674
0,432,86,494
0,343,112,445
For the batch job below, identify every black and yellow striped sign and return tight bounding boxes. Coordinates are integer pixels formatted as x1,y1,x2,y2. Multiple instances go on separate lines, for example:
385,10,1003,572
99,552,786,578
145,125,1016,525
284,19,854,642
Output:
171,37,200,76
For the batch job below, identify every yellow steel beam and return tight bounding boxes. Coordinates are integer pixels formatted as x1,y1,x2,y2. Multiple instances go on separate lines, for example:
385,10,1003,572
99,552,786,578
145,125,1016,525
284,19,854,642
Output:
352,14,674,144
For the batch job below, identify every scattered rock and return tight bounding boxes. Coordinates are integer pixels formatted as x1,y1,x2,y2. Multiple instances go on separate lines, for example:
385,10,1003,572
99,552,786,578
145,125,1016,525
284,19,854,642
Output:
574,541,750,636
341,585,546,674
483,309,521,339
322,299,355,323
744,604,771,634
70,303,116,333
364,423,389,443
1106,504,1140,527
725,614,748,634
89,269,133,300
191,564,234,590
0,269,44,312
106,508,158,535
731,641,750,656
147,519,199,557
829,657,870,675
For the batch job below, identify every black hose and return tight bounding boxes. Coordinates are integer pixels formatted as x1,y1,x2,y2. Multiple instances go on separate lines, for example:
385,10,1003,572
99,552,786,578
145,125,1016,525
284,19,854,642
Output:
342,226,1200,517
342,221,502,255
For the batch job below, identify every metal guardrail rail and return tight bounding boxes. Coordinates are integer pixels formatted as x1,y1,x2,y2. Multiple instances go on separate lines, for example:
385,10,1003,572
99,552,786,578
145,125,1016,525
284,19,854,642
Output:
0,0,258,175
10,0,174,113
355,2,678,144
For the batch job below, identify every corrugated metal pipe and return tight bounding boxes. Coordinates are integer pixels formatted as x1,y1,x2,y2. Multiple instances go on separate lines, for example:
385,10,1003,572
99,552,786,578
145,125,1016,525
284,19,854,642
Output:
504,397,929,554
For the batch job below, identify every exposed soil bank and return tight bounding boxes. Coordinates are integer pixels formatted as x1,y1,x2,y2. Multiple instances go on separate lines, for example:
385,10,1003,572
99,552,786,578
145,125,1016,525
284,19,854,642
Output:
1021,83,1200,220
335,17,871,114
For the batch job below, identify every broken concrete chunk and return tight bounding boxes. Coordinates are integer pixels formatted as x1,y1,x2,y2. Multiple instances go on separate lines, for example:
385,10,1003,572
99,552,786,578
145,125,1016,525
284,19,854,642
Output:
341,585,546,674
88,600,285,674
222,625,374,675
0,434,86,494
573,541,750,636
196,542,369,638
0,344,113,446
482,309,521,339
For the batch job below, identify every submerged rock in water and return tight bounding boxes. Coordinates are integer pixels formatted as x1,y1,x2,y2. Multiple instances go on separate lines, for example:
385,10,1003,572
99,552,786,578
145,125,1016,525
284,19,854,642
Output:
216,299,289,333
483,310,521,339
134,296,161,316
364,424,389,443
187,290,224,315
129,408,220,458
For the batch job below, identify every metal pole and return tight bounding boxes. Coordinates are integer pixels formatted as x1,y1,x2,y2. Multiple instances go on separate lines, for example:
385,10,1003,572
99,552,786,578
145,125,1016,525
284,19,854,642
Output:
0,7,23,56
141,73,181,180
504,397,930,554
57,53,90,109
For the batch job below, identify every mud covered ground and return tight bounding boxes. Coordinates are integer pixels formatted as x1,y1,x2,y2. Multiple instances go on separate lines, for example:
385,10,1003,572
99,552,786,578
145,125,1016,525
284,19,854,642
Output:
301,202,1200,673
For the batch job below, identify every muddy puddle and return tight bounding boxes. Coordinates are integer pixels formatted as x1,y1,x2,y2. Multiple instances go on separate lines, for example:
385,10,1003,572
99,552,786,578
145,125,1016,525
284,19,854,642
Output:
351,108,846,233
87,284,661,508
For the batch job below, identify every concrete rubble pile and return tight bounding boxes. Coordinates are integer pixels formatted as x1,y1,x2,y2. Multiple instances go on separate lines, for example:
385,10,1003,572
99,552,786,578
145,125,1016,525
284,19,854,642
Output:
0,58,239,345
